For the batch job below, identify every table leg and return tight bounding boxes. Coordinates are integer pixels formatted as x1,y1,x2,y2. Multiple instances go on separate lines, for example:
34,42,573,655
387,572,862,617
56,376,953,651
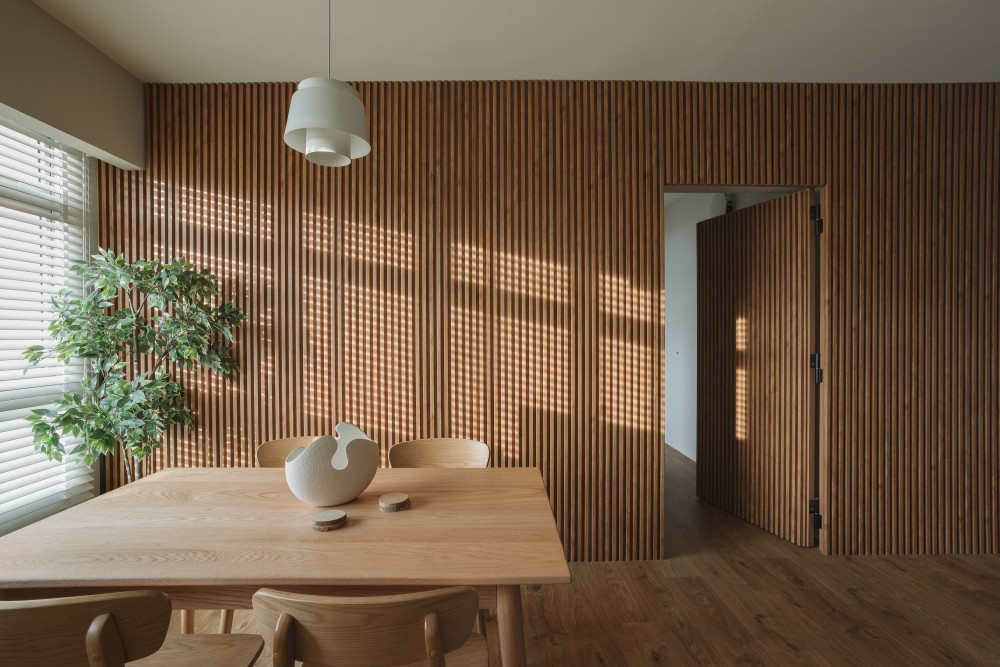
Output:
496,584,526,667
219,609,234,634
180,609,195,634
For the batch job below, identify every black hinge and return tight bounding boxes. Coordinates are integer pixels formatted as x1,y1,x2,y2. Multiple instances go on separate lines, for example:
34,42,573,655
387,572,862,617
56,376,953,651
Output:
810,204,824,234
810,353,823,383
809,497,822,529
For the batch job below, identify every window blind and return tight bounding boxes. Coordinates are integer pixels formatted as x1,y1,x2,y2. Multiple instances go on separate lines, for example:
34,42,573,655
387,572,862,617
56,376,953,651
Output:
0,121,96,536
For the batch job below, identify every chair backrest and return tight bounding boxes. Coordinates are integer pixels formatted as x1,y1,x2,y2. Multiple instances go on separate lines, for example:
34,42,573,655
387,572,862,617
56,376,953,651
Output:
0,590,171,667
257,423,373,469
388,438,491,469
252,586,479,667
256,436,321,468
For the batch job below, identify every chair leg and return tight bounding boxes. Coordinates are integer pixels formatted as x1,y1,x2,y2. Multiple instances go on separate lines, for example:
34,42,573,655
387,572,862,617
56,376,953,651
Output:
476,608,490,635
219,609,234,634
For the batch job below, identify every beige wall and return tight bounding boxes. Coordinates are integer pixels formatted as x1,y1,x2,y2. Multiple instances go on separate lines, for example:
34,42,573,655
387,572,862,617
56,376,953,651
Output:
0,0,143,169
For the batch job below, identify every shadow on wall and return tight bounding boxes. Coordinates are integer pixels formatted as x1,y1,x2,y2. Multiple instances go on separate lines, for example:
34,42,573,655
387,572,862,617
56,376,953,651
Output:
519,407,664,561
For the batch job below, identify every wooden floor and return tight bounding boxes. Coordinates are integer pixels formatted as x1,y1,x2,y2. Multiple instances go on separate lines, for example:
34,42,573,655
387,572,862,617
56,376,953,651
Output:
173,446,1000,665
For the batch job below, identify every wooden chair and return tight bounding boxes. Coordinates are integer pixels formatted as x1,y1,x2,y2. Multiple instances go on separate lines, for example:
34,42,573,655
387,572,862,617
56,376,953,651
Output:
387,437,494,635
252,586,487,667
186,435,321,635
238,426,371,634
388,438,491,469
255,435,322,469
0,590,263,667
256,424,372,469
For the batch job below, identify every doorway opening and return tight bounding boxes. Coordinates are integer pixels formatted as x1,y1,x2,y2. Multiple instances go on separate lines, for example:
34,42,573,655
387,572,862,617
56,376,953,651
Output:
663,185,827,550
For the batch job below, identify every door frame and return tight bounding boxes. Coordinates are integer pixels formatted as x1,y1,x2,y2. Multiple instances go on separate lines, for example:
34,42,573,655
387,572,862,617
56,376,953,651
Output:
663,184,831,553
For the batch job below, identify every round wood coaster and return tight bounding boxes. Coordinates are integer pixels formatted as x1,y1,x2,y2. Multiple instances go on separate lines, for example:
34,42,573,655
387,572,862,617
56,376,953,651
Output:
311,509,347,532
379,492,411,512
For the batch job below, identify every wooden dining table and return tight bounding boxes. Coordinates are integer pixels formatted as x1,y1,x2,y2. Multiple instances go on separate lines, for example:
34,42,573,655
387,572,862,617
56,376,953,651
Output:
0,466,571,667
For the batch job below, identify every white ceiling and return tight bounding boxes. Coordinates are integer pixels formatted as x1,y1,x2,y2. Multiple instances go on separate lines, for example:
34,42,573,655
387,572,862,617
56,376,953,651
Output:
32,0,1000,84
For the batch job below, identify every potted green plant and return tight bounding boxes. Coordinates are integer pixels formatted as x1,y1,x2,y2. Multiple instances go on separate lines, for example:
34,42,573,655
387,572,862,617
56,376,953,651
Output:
23,249,245,483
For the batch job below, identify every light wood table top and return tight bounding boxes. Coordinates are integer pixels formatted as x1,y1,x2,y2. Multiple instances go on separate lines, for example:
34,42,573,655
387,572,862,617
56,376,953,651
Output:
0,467,570,590
0,466,568,667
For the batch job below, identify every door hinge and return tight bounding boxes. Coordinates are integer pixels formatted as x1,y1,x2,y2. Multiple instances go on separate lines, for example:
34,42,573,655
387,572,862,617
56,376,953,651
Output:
810,204,824,234
809,497,822,529
810,353,823,383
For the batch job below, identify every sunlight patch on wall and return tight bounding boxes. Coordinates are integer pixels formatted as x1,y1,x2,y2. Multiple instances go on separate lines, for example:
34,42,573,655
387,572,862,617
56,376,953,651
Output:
259,351,275,397
343,220,413,269
303,211,333,253
150,242,272,283
599,274,662,323
735,316,748,440
735,367,747,441
495,316,570,464
173,366,224,395
159,435,206,469
449,241,572,465
151,180,272,240
598,273,659,431
343,284,414,435
499,317,570,414
451,242,569,303
450,307,487,439
303,274,333,418
599,337,654,430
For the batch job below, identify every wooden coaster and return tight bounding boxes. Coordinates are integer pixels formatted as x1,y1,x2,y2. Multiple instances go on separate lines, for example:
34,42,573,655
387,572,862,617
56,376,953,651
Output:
311,509,347,531
379,492,411,512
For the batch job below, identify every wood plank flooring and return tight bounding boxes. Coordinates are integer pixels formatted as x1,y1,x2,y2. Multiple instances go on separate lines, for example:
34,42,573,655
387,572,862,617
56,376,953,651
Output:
172,446,1000,665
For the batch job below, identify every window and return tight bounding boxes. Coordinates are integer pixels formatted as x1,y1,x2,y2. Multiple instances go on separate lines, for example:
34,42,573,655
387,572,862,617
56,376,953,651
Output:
0,120,96,536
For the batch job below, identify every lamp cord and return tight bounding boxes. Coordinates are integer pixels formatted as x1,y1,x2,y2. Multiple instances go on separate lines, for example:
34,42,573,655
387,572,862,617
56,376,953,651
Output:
327,0,332,79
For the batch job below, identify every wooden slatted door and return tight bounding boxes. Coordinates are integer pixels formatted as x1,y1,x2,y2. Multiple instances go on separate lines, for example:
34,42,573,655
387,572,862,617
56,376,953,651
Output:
696,189,817,547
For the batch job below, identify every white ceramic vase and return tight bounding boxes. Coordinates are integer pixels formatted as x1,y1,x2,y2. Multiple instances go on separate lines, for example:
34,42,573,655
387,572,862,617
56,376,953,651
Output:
284,423,379,506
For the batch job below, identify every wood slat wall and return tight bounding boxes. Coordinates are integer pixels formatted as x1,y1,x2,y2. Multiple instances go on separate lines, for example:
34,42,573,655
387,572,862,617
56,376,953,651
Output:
697,190,815,547
99,81,1000,559
821,84,999,555
98,82,665,562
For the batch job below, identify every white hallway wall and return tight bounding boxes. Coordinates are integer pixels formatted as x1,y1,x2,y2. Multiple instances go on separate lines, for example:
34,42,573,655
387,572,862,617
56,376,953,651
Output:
664,189,792,462
663,193,725,461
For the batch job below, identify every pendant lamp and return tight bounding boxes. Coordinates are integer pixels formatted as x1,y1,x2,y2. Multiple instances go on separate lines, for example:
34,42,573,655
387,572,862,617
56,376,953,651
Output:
284,1,371,167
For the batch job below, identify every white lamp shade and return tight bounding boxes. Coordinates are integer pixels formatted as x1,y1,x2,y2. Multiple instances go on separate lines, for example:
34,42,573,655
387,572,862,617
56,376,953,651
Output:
284,77,371,167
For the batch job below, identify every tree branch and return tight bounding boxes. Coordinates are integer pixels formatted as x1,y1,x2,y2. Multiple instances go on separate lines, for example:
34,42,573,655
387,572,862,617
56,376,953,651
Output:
120,441,133,485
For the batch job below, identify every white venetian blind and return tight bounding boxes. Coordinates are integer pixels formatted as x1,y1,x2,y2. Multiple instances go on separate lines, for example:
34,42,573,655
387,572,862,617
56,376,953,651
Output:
0,121,96,536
